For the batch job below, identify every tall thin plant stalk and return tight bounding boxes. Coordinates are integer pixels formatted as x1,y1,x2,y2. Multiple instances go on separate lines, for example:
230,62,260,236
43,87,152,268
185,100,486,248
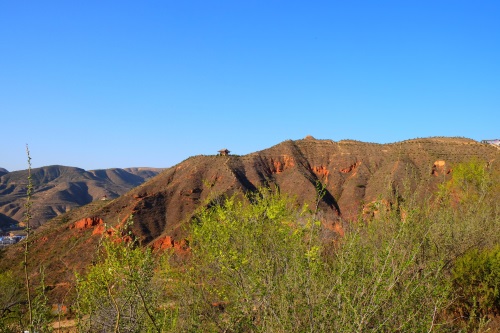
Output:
23,144,33,332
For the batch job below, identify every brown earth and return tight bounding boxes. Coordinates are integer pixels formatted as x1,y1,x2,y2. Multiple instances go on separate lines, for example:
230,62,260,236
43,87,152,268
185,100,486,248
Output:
0,166,162,231
0,137,498,306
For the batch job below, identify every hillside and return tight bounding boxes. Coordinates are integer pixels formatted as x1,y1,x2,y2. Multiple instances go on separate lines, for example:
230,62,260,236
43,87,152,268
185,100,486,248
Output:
0,165,162,231
0,136,498,304
0,168,8,177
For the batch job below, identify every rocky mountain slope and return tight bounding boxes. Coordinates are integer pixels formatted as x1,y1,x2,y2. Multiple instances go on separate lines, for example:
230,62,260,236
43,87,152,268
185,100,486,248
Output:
0,168,8,177
0,136,498,303
0,166,162,231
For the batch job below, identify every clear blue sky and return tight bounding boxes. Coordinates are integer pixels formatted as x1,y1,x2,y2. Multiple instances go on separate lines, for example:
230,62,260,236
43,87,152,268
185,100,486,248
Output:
1,1,499,171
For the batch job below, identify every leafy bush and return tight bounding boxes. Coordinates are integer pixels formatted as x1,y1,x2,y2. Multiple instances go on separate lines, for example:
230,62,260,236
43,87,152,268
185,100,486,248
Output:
451,246,500,321
176,188,452,332
0,271,23,333
326,201,451,333
181,189,325,332
75,219,177,333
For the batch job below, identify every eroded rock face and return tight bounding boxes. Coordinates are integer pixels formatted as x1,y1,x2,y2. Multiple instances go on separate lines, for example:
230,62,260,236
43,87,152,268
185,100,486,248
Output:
431,160,452,176
69,217,104,230
152,235,174,250
311,165,329,178
434,160,446,168
270,156,295,174
152,235,190,254
340,162,361,173
92,223,109,236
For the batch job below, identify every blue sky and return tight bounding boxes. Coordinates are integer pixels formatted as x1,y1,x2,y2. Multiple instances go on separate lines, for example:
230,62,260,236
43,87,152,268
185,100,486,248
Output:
1,1,499,171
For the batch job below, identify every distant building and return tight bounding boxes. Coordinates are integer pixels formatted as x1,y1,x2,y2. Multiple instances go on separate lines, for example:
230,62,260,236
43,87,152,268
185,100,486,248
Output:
218,149,230,156
0,235,25,247
481,139,500,146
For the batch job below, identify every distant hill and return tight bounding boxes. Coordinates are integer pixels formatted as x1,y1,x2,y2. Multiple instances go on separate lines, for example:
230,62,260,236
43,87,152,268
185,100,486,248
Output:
0,137,498,303
0,165,162,231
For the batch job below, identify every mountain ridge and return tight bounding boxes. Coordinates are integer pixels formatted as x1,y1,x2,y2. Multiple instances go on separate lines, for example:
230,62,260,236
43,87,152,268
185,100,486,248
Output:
0,165,163,231
0,136,498,303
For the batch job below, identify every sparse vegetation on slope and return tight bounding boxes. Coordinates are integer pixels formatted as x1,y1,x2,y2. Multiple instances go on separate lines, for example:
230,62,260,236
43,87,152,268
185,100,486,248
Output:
0,138,498,332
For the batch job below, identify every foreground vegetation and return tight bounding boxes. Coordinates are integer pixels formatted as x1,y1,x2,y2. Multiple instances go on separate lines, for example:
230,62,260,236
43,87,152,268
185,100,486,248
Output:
1,160,499,332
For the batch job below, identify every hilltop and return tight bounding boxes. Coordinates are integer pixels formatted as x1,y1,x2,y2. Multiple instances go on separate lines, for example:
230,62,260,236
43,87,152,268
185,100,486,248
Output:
0,136,498,304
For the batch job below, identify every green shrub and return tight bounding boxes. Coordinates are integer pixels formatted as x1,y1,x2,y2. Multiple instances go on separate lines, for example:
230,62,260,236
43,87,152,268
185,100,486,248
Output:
75,218,177,333
451,246,500,321
182,189,325,332
0,271,23,333
327,205,450,332
178,188,452,332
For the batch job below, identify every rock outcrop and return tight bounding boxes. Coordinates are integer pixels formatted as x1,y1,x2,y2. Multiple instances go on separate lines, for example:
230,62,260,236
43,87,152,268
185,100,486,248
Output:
70,217,104,230
431,160,452,176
